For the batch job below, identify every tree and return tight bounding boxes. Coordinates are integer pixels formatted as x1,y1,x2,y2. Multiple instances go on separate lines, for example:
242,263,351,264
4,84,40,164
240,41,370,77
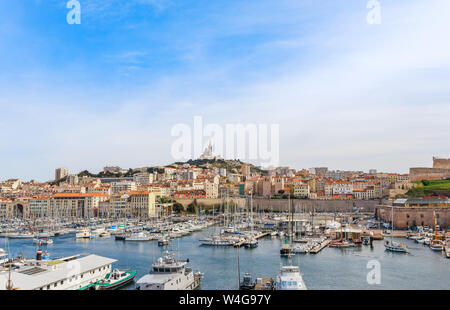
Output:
172,203,184,213
187,203,196,214
78,170,93,178
421,180,430,186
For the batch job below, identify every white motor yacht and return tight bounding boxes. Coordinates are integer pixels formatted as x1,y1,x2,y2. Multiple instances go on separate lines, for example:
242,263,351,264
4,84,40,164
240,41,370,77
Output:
76,229,91,239
125,232,150,242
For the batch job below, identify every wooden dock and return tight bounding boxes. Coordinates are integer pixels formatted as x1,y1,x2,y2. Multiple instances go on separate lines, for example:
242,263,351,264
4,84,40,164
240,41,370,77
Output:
308,239,331,254
234,232,270,247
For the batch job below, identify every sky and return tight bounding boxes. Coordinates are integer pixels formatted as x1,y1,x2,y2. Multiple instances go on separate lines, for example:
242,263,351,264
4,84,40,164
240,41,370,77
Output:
0,0,449,181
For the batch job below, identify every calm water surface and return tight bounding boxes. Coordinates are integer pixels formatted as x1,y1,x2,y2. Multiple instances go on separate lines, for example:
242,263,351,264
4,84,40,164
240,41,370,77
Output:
2,228,449,290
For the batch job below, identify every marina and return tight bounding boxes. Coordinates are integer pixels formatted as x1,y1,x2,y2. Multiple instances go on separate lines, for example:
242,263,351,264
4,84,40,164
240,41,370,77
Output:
1,223,449,290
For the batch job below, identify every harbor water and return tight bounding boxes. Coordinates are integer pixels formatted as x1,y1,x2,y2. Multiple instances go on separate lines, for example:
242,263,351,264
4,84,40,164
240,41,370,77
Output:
2,228,449,290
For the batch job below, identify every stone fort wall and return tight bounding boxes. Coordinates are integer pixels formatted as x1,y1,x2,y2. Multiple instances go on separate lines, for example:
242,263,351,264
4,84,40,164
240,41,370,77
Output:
409,167,450,181
376,205,449,229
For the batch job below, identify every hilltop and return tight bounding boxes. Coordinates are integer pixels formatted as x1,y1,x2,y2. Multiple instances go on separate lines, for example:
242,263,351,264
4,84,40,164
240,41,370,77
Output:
405,179,450,197
172,158,265,175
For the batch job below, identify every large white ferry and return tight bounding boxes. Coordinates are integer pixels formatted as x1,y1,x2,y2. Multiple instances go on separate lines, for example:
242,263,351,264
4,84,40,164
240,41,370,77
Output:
0,252,116,290
135,251,202,290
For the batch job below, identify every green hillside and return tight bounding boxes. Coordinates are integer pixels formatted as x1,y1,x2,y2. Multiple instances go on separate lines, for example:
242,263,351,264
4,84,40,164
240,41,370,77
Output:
406,179,450,197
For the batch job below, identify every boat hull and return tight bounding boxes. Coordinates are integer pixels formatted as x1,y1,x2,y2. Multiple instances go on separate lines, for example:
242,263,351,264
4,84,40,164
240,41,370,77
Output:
97,271,137,290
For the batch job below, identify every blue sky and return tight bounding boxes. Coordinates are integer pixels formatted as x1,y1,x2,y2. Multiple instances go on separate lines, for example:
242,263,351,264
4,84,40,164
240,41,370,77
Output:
0,0,449,181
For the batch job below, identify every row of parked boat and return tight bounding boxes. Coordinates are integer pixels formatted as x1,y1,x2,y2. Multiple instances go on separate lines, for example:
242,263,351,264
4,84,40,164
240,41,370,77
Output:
408,234,448,252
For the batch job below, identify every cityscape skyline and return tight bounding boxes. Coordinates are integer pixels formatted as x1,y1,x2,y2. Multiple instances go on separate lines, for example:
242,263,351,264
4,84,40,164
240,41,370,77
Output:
0,154,445,183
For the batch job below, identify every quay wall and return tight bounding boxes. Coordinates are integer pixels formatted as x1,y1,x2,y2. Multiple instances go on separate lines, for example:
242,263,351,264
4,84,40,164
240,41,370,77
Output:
375,205,450,229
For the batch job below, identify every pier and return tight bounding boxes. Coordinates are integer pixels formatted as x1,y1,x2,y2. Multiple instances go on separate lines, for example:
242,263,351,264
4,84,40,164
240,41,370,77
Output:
234,232,270,247
308,239,331,254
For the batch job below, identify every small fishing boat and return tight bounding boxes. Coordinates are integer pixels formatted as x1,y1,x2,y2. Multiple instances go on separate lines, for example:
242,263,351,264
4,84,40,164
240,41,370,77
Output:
114,233,129,241
158,236,170,246
199,235,234,246
239,273,256,290
429,212,445,252
33,237,53,245
76,229,91,239
329,239,353,248
95,269,137,290
280,242,293,256
384,240,408,253
244,238,258,249
384,206,408,253
353,238,362,246
363,236,370,245
415,236,425,243
36,250,51,260
125,232,150,242
8,231,35,239
430,240,445,251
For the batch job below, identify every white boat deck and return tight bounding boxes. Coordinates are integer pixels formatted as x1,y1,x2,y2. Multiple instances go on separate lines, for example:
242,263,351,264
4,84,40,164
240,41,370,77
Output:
0,254,117,290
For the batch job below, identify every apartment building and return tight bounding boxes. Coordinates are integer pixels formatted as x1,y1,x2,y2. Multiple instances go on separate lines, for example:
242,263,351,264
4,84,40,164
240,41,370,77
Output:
50,193,109,218
294,184,310,198
127,191,156,218
111,181,137,194
133,173,154,185
29,197,50,218
205,181,219,199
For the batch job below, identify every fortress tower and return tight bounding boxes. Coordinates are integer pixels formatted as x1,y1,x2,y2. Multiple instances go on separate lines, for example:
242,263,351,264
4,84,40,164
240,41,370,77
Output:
433,157,450,169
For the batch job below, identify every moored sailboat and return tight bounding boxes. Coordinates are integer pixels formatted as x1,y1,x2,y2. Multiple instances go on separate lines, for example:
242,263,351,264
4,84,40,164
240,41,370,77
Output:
384,206,408,253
